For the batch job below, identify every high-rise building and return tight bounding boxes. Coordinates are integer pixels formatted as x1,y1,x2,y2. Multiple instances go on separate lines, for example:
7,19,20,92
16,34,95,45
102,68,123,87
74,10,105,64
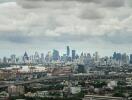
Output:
122,53,129,64
61,54,67,62
113,52,117,60
23,52,29,63
93,52,99,62
45,51,52,63
130,54,132,64
52,50,60,61
67,46,70,56
72,50,76,61
3,57,8,64
11,54,16,64
29,55,34,63
40,53,45,63
116,53,122,61
34,52,40,64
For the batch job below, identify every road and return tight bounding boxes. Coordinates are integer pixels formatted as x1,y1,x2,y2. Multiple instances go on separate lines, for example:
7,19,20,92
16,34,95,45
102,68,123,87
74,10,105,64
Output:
0,74,129,88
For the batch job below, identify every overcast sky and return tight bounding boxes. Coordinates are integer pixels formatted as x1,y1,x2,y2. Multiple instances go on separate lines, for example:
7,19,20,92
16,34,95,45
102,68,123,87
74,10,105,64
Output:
0,0,132,57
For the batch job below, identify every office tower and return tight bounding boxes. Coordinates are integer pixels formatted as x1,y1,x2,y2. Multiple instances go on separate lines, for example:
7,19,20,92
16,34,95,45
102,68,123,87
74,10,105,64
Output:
75,54,79,59
93,52,99,62
52,50,60,61
122,53,129,64
40,53,45,63
0,58,2,63
34,52,39,58
72,50,76,61
113,52,117,60
11,54,16,64
17,56,23,64
3,57,8,64
67,46,70,56
126,55,130,64
116,53,122,61
34,52,40,63
23,52,29,63
45,51,52,63
85,53,92,65
29,55,34,63
61,54,67,62
130,54,132,64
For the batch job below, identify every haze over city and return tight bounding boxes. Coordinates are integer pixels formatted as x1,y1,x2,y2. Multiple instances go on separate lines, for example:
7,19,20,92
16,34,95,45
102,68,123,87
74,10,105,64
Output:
1,0,132,100
0,0,132,56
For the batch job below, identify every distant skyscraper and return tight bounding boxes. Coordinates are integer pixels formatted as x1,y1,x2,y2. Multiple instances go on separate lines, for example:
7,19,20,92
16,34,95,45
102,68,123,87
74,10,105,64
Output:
45,51,52,62
116,53,122,61
61,54,67,62
113,52,117,60
29,55,34,63
3,57,8,64
11,54,16,64
67,46,70,56
122,53,128,64
40,53,45,63
72,50,76,61
23,52,28,59
53,50,60,61
34,52,39,59
34,52,40,63
130,54,132,64
23,52,29,63
93,52,99,62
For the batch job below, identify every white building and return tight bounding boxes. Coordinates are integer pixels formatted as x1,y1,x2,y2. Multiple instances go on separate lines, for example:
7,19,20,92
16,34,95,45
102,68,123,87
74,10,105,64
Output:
70,87,81,94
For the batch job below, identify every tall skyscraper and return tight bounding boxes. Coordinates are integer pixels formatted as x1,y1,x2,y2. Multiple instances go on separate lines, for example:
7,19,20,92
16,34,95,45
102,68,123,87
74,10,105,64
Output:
67,46,70,56
45,51,52,63
72,50,76,61
34,52,40,63
122,53,128,64
40,53,45,63
3,57,8,64
113,52,117,60
93,52,99,62
23,52,29,63
116,53,122,61
53,50,60,61
130,54,132,64
11,54,16,64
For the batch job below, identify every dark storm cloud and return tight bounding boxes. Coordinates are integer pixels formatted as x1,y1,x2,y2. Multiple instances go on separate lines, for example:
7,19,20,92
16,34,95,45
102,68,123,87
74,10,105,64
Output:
17,0,126,9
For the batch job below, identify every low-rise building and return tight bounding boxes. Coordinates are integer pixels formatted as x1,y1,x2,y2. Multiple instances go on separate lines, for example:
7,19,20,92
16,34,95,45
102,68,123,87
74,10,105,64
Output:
126,77,132,86
70,87,81,94
36,91,49,97
8,85,25,96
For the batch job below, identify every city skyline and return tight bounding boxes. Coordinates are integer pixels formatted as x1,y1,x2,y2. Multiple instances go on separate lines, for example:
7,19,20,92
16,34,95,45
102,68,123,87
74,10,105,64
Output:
1,0,132,100
0,0,132,56
0,45,132,58
1,45,132,58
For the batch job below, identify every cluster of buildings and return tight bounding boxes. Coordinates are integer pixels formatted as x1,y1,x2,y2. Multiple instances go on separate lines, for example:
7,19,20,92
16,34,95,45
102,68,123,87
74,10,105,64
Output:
1,46,132,99
0,46,132,68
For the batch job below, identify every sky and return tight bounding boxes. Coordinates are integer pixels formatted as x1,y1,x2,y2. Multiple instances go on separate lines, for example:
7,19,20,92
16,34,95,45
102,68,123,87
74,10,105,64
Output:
0,0,132,57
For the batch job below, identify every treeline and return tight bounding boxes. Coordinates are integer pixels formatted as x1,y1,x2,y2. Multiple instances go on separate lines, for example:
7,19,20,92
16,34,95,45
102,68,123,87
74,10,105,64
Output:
0,63,11,68
10,97,82,100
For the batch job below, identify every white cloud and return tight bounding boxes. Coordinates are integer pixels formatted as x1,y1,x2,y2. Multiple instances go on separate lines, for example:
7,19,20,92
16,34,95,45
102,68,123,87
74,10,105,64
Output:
0,0,132,55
